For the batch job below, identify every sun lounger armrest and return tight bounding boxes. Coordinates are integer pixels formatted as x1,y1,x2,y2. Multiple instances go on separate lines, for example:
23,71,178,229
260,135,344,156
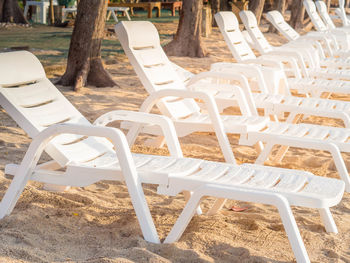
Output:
243,58,282,70
93,110,183,158
210,62,270,94
137,89,236,164
259,54,303,79
5,123,160,243
300,35,334,57
186,70,258,116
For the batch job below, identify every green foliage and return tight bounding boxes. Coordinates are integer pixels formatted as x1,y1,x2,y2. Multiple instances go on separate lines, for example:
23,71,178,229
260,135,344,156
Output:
57,0,76,8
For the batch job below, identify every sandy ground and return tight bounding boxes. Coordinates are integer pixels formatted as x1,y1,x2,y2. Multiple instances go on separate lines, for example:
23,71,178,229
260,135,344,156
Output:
1,20,350,262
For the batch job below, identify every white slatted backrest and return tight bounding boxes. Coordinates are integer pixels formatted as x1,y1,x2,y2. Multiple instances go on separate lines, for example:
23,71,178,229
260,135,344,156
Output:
214,12,257,62
115,21,200,119
266,11,301,41
335,7,350,26
239,10,274,55
337,0,350,26
0,51,113,166
304,0,329,31
316,1,336,29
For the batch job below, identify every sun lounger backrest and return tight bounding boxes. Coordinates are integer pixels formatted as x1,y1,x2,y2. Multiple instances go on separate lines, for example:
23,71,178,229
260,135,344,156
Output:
266,11,300,41
115,21,200,119
0,51,113,166
315,0,336,29
214,12,256,62
303,0,329,31
239,10,273,55
335,7,350,26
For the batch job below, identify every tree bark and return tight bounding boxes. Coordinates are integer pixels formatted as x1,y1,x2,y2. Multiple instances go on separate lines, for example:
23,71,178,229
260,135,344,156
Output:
249,0,265,25
163,0,207,58
0,0,28,23
49,0,54,25
289,0,305,29
210,0,230,26
58,0,116,91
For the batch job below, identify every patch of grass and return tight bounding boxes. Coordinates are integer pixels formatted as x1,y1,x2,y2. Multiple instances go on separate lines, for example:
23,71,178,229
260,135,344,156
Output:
0,9,178,67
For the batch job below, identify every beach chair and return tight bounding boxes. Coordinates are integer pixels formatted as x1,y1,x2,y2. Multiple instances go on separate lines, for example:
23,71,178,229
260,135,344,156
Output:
0,51,344,263
239,10,350,81
315,0,350,32
303,0,350,49
265,10,350,59
115,20,350,193
335,0,350,27
215,11,350,99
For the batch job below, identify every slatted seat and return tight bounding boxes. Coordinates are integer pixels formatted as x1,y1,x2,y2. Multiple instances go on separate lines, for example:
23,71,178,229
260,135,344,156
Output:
0,50,346,263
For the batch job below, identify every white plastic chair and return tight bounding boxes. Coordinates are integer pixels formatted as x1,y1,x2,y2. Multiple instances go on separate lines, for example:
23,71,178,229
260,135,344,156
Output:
303,0,350,50
266,10,350,59
335,0,350,26
215,11,350,99
315,0,350,32
24,0,58,24
0,51,345,263
115,20,350,193
239,10,350,82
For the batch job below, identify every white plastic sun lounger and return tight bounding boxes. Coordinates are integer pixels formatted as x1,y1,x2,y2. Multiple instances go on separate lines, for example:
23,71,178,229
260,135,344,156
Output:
215,11,350,98
173,60,350,128
115,20,350,193
0,51,345,263
304,0,350,49
239,10,350,81
266,10,350,59
316,0,350,33
335,0,350,27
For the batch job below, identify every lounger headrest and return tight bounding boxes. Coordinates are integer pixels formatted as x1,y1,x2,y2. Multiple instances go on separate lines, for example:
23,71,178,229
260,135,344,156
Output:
0,51,46,86
214,11,239,32
315,0,327,13
266,10,284,24
303,0,316,13
239,10,258,28
115,21,160,50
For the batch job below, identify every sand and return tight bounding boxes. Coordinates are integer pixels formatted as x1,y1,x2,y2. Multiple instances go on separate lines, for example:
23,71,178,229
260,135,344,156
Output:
1,20,350,263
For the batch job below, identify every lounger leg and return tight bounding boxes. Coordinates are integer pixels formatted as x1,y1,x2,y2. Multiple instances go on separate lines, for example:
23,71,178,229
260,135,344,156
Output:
111,11,119,23
125,10,131,20
319,208,338,233
0,169,32,219
206,198,226,215
164,194,204,243
183,191,202,215
277,201,310,263
255,142,274,165
274,114,302,163
329,148,350,192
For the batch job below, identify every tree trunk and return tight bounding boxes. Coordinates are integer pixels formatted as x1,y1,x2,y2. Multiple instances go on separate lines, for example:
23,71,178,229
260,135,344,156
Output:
58,0,116,91
210,0,230,26
0,0,28,23
249,0,265,25
289,0,305,29
269,0,286,32
49,0,54,25
163,0,207,58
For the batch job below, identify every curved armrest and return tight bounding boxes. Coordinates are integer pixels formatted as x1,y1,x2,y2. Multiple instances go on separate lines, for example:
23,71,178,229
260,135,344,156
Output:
1,123,160,243
135,89,236,164
94,110,183,158
260,53,303,79
267,49,309,78
243,58,282,69
185,70,258,116
299,35,334,57
210,62,269,93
